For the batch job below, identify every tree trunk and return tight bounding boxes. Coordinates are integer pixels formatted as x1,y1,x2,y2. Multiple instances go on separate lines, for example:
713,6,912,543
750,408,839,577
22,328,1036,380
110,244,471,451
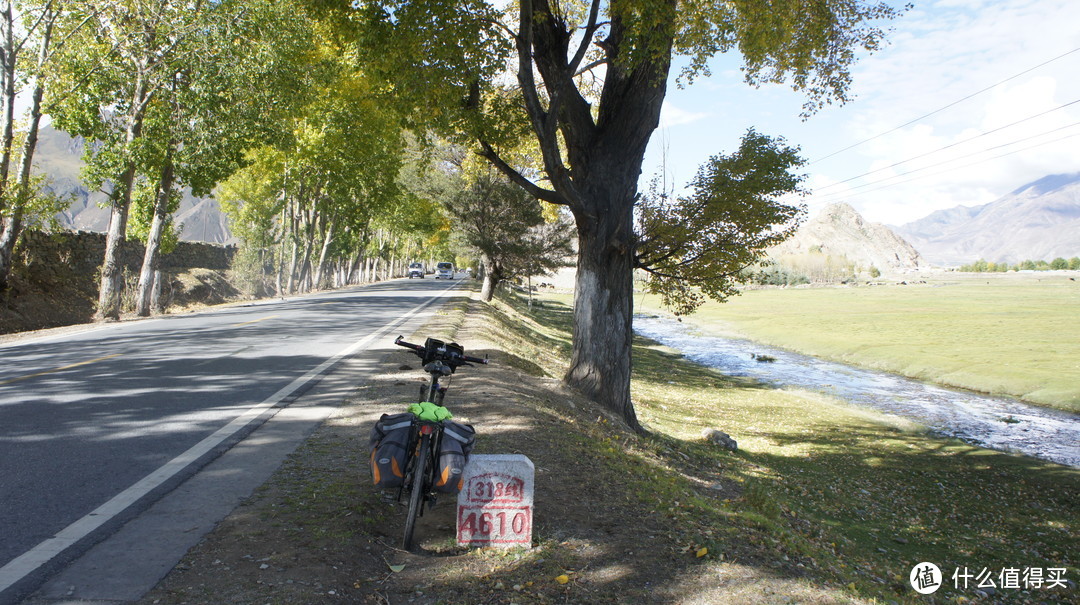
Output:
296,208,316,292
96,201,128,319
286,236,298,294
480,257,501,302
312,220,333,289
135,153,175,316
348,251,361,285
0,211,19,291
151,269,164,313
563,197,639,431
97,74,148,320
274,250,283,296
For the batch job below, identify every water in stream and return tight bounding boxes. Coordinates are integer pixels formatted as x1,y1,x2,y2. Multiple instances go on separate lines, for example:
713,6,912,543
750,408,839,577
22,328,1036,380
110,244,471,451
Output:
633,315,1080,468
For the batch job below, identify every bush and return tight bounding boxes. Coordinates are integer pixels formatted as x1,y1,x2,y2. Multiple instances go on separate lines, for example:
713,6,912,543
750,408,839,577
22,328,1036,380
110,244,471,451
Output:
745,264,810,286
228,245,276,297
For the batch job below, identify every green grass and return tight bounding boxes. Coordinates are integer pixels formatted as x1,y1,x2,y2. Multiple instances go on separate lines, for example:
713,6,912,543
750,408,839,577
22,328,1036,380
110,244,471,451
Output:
489,287,1078,604
637,274,1080,412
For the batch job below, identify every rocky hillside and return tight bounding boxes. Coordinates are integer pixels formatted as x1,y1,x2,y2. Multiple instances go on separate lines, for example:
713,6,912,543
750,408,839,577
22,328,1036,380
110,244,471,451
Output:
769,202,924,274
893,173,1080,266
35,125,236,244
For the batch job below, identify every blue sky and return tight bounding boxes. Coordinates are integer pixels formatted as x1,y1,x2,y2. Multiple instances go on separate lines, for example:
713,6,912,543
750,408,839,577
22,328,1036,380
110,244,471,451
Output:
642,0,1080,226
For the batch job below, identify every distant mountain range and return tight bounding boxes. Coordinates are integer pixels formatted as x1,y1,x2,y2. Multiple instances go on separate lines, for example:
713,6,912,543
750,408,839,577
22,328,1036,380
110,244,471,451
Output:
35,125,236,245
891,173,1080,266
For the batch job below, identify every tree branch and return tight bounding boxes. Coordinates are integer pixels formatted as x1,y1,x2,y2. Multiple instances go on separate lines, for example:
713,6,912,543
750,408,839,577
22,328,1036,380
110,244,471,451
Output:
574,57,607,77
515,0,547,145
634,243,686,269
567,0,601,75
477,140,565,206
514,0,583,209
637,264,738,284
12,1,53,57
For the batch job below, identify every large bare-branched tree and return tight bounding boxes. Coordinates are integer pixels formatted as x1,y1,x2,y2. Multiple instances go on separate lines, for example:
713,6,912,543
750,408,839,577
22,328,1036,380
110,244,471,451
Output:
310,0,906,428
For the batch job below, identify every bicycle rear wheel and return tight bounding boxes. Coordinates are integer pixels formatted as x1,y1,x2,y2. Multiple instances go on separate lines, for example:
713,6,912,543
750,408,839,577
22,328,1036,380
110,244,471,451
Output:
402,433,430,550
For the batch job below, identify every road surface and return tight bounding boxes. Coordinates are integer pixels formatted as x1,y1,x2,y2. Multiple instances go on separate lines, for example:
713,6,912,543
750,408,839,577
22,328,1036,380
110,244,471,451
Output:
0,278,461,603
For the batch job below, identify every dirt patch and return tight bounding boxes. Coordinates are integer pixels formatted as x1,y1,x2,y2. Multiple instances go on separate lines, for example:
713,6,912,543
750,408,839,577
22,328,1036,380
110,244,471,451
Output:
137,296,865,605
162,268,244,310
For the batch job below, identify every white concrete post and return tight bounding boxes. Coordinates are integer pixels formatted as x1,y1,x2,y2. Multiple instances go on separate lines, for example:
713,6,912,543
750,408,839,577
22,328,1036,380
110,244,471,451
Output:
457,454,534,548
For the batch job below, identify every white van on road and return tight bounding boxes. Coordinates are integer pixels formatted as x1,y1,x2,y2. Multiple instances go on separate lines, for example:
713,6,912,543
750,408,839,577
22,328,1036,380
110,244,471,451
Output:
435,262,455,280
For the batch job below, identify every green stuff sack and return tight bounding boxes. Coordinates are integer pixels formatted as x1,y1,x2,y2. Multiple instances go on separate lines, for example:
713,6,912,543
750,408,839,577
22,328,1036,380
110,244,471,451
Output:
434,421,475,494
369,413,414,488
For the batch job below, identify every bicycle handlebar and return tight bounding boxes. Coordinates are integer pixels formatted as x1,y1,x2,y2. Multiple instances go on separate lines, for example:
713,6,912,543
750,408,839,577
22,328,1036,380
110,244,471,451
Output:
394,335,424,352
394,335,489,367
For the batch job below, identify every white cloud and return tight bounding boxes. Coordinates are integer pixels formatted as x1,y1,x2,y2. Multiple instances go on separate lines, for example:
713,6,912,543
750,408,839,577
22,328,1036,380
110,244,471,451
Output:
659,102,710,128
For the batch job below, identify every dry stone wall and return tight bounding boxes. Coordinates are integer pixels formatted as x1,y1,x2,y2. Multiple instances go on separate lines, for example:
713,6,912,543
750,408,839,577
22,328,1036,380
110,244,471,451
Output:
19,230,236,275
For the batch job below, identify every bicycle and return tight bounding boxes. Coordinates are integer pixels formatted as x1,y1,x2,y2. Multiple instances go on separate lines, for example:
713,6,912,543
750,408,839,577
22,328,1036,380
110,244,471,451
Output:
391,335,488,550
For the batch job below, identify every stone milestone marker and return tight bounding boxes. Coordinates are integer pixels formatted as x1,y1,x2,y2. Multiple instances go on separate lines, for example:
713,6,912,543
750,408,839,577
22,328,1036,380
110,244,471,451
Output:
457,454,534,548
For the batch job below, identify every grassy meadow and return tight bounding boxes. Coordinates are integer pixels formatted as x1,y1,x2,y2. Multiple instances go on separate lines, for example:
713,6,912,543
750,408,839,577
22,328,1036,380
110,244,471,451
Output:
483,288,1078,604
637,272,1080,412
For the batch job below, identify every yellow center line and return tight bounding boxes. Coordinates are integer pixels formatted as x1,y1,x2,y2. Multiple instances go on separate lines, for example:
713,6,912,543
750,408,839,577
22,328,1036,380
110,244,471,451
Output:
0,353,124,386
232,314,280,327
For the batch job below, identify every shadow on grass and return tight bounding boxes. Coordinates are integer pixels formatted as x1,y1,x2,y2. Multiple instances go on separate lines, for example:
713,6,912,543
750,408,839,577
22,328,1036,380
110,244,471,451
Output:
733,425,1079,601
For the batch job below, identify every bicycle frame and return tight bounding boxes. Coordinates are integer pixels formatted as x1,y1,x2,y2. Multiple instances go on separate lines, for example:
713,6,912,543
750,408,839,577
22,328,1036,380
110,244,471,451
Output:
419,360,452,406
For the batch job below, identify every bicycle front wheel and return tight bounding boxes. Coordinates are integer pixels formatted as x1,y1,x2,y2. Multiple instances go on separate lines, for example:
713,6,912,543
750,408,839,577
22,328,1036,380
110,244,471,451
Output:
402,433,430,550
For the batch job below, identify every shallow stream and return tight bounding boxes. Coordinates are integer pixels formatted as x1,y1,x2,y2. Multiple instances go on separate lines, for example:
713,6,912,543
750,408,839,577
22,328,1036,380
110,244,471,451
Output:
633,315,1080,468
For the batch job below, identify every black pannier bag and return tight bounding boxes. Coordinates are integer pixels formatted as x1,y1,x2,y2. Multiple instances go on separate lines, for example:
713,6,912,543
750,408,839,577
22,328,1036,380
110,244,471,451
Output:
369,412,414,488
434,421,475,494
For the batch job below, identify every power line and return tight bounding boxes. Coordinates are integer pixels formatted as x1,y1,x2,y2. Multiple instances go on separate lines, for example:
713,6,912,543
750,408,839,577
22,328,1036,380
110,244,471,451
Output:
811,120,1080,202
813,98,1080,192
812,129,1080,205
809,46,1080,165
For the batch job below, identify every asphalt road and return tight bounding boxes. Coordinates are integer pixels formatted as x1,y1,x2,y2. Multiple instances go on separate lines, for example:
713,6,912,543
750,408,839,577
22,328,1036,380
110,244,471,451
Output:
0,277,461,603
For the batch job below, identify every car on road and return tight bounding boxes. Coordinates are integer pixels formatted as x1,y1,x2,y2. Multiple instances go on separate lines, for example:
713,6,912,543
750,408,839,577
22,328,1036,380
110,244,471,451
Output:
435,262,455,280
408,262,425,279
